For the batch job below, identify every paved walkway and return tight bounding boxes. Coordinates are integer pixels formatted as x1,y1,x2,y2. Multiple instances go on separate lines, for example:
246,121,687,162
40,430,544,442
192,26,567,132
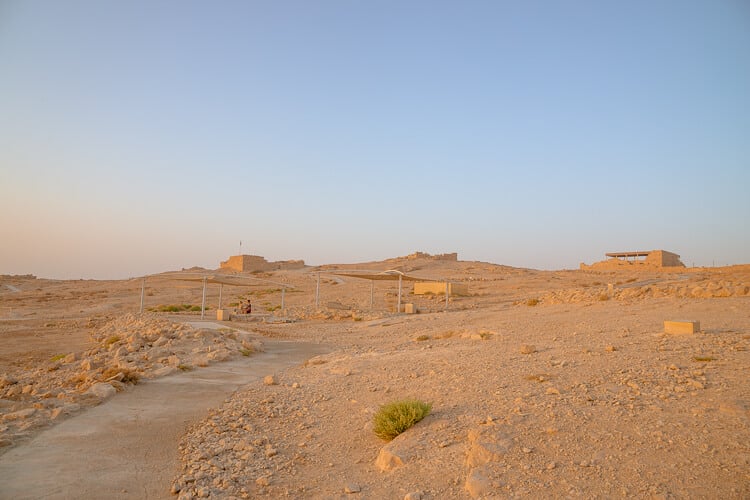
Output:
0,326,329,499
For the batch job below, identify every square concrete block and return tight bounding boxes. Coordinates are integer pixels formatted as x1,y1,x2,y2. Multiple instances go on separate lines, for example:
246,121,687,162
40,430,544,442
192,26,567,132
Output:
664,320,700,334
216,309,231,321
404,303,417,314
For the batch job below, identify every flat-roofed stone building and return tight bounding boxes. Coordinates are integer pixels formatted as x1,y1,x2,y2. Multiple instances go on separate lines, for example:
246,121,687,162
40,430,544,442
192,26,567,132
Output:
580,250,685,270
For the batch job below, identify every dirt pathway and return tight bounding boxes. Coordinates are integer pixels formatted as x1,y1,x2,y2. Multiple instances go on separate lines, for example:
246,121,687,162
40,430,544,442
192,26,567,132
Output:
0,324,329,500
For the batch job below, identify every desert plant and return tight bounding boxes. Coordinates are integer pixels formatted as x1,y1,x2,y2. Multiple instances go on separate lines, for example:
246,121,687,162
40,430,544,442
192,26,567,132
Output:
693,356,715,362
415,335,430,341
101,366,140,384
177,364,194,371
50,353,67,362
239,347,254,357
526,298,539,306
373,399,432,441
598,293,610,301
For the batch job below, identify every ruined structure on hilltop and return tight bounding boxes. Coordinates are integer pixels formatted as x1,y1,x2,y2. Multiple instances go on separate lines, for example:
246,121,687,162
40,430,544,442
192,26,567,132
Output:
219,255,305,273
404,252,458,261
580,250,685,270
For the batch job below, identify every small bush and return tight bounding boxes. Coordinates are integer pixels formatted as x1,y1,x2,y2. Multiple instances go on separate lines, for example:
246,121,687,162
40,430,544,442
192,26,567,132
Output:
415,335,430,341
526,298,539,306
101,367,140,385
240,347,254,357
177,364,194,371
598,293,610,301
50,353,67,362
373,399,432,441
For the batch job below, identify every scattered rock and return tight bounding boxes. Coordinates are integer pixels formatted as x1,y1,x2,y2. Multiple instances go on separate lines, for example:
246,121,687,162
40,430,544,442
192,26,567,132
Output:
263,375,278,386
344,483,361,493
86,383,117,401
520,344,536,354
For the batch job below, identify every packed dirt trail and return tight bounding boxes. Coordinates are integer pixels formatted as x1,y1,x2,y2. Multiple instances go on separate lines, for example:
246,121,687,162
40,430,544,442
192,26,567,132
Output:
0,323,329,500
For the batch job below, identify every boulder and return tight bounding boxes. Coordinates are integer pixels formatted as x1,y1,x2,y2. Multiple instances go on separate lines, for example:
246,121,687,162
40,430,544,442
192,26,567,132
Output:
86,383,117,401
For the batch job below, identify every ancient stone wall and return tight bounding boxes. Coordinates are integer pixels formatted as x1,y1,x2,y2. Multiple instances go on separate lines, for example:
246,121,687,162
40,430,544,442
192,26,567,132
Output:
406,252,459,261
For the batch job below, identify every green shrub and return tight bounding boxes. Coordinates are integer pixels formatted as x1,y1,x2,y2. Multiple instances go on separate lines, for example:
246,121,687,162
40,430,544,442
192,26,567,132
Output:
50,353,67,362
373,399,432,441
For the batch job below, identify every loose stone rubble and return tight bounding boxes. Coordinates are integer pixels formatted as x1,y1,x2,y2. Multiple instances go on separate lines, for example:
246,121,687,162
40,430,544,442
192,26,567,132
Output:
0,314,262,450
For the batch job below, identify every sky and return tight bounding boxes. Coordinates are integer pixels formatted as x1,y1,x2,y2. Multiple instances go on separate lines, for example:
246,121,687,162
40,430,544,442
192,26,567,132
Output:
1,1,748,279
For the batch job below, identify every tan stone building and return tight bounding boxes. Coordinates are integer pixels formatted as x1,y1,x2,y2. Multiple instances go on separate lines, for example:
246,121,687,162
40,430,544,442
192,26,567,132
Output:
219,255,305,273
580,250,685,270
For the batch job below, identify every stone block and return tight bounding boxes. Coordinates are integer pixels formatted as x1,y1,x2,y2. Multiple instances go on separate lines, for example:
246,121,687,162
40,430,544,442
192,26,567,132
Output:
664,320,700,334
216,309,231,321
404,303,417,314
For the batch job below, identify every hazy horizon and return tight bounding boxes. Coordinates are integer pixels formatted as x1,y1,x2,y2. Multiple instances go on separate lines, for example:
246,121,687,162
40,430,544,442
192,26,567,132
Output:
2,1,749,280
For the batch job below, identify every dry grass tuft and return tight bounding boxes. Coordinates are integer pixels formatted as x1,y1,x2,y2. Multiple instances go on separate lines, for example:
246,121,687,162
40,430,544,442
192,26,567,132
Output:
373,399,432,441
101,366,140,384
415,335,430,341
693,356,716,362
526,298,539,306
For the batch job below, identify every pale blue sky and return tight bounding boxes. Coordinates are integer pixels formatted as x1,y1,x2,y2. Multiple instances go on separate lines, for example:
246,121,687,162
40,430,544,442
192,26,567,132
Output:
1,1,748,279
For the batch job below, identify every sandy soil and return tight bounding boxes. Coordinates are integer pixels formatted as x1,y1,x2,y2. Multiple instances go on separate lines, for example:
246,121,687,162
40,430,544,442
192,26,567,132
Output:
1,258,748,499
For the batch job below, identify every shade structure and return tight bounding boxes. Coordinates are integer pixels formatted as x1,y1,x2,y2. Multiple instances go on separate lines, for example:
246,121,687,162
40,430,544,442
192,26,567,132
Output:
141,272,294,318
329,270,435,313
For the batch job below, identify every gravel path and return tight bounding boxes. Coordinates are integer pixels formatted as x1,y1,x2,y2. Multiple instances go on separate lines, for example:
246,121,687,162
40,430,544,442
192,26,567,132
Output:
0,328,329,500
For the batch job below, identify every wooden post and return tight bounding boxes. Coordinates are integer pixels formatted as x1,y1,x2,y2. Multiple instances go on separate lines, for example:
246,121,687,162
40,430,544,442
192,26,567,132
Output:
370,280,374,309
281,287,286,310
218,283,223,310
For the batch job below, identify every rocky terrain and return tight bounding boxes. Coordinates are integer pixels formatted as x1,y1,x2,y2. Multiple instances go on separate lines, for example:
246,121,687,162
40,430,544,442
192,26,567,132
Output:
1,259,748,498
0,314,262,450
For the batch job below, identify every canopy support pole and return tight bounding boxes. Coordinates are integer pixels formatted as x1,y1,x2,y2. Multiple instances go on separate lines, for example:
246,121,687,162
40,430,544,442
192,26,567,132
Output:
370,280,374,309
218,284,223,310
281,287,286,310
201,277,207,320
315,272,320,308
445,282,450,310
139,278,145,314
397,274,402,313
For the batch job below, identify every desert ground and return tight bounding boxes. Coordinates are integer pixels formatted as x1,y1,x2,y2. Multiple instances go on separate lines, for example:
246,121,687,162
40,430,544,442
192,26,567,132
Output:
0,255,748,499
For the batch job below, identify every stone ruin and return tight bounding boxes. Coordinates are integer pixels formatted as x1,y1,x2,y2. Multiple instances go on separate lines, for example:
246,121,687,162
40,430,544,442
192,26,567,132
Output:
219,255,306,273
